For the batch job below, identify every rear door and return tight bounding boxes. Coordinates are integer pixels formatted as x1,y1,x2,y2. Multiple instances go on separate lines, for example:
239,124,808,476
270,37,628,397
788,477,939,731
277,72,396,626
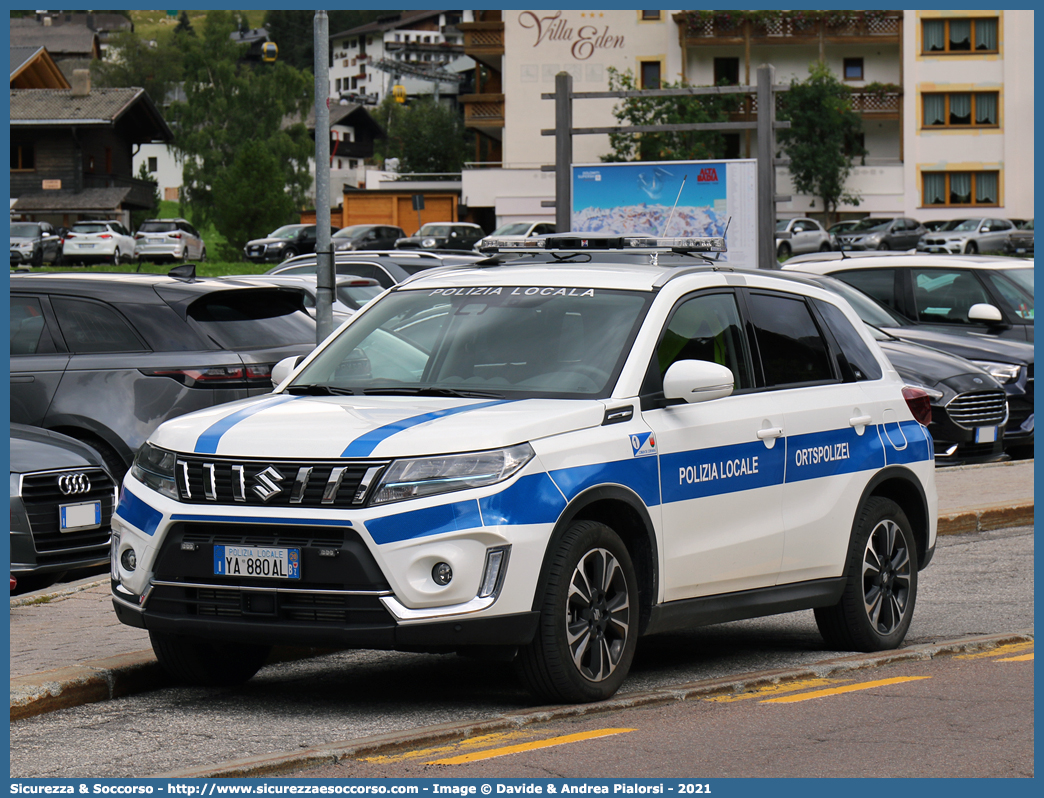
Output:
10,294,68,427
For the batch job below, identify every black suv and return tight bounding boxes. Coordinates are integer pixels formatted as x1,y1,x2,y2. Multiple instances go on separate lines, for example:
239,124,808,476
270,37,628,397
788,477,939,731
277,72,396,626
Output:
394,222,485,252
10,270,318,480
243,224,339,263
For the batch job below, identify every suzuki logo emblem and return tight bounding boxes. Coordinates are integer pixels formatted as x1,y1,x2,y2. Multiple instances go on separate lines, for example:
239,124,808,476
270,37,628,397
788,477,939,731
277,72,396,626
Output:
252,466,285,502
58,473,92,495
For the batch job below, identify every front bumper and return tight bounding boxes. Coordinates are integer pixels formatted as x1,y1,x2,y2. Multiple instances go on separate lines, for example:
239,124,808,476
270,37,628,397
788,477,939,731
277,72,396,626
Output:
135,244,185,262
243,245,288,262
10,249,37,264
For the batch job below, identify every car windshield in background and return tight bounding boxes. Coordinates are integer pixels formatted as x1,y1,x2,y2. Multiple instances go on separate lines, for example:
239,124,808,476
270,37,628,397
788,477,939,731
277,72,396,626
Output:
10,224,42,237
186,289,316,350
417,225,454,236
850,218,893,232
491,222,533,236
336,283,383,308
333,226,369,239
71,224,108,234
951,219,985,232
268,226,303,239
774,220,790,231
139,222,179,233
290,287,650,398
936,219,970,232
1000,268,1033,294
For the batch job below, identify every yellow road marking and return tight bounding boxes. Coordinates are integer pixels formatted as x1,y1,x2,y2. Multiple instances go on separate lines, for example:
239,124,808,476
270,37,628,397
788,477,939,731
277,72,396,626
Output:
706,677,843,702
956,642,1033,660
428,728,635,765
997,653,1033,662
761,676,930,704
361,732,533,764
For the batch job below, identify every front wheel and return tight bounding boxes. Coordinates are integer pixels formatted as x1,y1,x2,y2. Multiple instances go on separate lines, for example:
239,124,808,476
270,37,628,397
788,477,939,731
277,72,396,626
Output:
815,497,918,652
776,242,791,260
965,241,979,254
149,631,271,687
282,247,298,261
877,242,890,251
516,520,638,704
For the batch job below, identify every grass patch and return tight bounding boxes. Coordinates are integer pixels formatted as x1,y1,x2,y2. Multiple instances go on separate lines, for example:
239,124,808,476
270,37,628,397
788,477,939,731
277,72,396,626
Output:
131,10,267,43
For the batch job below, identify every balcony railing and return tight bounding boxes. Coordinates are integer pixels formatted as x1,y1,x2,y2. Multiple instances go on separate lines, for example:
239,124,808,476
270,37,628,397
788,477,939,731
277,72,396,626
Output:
461,94,505,126
678,11,901,44
82,173,157,209
730,89,901,118
459,21,505,52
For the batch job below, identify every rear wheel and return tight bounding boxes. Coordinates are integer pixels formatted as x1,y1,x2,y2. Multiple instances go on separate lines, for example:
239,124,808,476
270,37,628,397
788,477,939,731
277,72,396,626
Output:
819,241,831,251
199,247,207,263
149,631,271,687
111,249,122,266
776,242,791,260
516,520,638,703
815,497,918,652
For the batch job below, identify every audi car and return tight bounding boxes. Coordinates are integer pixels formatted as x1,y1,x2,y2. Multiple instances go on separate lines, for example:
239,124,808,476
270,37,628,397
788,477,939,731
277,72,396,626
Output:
10,424,118,594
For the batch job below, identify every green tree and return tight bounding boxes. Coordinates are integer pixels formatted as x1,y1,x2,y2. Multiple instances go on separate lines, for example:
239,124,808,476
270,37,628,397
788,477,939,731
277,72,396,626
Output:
91,29,183,106
601,68,742,163
130,161,160,233
174,10,195,38
167,11,315,255
374,95,469,176
778,62,868,226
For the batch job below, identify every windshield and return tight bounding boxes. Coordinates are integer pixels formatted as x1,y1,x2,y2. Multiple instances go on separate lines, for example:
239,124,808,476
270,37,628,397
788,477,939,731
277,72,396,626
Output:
10,224,42,237
289,286,650,398
491,222,533,236
333,226,369,240
937,219,970,232
999,268,1033,294
952,219,985,232
417,224,455,237
268,226,304,240
850,218,893,232
775,220,790,232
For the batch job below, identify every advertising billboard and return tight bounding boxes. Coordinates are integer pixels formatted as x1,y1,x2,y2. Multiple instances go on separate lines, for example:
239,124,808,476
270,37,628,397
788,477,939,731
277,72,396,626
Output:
571,159,758,265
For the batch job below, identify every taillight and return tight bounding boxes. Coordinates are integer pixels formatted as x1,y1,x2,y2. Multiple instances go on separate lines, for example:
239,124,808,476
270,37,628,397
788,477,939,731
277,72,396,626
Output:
98,234,113,239
135,233,145,239
139,364,273,388
902,386,933,426
171,233,182,239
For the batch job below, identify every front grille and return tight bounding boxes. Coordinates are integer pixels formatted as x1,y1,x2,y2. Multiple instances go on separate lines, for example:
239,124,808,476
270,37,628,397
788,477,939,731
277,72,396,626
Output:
176,455,387,509
20,468,115,559
946,390,1008,430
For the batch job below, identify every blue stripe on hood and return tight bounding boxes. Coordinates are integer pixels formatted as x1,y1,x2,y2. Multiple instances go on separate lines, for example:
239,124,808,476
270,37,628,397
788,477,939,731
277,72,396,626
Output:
194,395,299,454
341,400,512,457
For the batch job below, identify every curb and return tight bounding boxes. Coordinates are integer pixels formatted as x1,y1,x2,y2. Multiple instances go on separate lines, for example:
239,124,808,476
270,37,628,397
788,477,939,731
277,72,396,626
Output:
153,630,1034,779
937,500,1033,535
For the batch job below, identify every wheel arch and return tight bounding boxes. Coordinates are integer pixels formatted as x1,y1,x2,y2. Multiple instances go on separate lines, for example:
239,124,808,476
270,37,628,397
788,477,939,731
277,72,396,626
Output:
536,484,659,636
857,466,933,570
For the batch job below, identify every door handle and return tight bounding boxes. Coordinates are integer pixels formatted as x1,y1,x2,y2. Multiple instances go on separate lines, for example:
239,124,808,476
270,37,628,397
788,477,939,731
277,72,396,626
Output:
850,415,873,427
756,427,783,440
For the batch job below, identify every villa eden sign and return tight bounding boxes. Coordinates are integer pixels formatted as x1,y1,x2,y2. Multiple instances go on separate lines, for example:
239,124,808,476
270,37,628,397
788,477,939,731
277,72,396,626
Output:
519,11,625,60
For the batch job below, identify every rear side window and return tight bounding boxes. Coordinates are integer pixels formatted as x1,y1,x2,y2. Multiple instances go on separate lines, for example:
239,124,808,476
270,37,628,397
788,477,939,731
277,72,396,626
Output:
51,297,147,354
812,299,884,381
835,269,900,314
186,289,316,350
748,292,833,387
10,295,54,355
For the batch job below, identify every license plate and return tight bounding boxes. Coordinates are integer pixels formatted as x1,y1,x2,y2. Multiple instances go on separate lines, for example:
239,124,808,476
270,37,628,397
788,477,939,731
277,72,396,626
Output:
79,243,95,249
214,545,300,579
842,245,853,250
1016,248,1027,254
150,237,164,244
975,426,998,444
59,501,101,532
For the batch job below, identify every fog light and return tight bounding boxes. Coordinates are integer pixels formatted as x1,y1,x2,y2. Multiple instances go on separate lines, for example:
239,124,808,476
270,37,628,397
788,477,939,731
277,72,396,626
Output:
121,548,137,572
478,546,510,598
432,562,453,586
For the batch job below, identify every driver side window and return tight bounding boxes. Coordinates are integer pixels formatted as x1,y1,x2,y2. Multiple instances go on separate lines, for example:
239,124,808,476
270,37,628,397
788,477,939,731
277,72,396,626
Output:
654,292,753,392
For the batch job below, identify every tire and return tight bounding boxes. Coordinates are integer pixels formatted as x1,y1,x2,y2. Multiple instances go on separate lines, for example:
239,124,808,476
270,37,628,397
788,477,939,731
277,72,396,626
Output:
819,241,831,252
282,247,298,261
877,242,890,251
815,497,918,652
111,249,122,267
149,631,271,687
776,242,791,260
199,247,207,263
516,520,638,704
965,241,978,254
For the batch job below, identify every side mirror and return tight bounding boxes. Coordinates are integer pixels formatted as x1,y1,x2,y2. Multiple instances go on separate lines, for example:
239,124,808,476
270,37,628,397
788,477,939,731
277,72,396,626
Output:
663,360,734,404
271,355,304,388
968,303,1005,325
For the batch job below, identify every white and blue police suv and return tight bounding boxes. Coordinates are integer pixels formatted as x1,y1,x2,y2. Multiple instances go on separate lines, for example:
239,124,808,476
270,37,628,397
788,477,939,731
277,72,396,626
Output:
112,234,938,703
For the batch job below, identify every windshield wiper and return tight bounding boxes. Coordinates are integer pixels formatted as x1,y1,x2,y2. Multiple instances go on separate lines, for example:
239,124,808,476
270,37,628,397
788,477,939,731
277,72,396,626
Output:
362,386,505,398
285,384,358,396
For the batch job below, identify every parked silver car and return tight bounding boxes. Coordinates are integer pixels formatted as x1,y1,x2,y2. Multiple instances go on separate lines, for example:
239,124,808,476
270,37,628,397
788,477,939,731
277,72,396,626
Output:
134,218,206,264
775,217,832,258
916,217,1019,255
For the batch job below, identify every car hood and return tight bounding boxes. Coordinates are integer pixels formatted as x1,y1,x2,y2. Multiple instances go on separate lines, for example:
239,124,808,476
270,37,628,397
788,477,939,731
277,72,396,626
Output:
883,325,1033,365
877,339,1000,391
246,237,293,247
10,236,39,245
10,424,104,474
148,395,609,460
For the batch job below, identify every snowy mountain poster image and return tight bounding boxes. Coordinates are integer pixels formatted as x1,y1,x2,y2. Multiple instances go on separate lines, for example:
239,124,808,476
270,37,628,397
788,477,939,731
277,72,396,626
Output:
571,160,758,264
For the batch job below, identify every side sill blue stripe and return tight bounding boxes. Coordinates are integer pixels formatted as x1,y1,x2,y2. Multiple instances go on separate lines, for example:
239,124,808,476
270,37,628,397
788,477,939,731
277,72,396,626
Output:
115,489,163,537
194,395,299,454
170,514,353,527
340,400,512,457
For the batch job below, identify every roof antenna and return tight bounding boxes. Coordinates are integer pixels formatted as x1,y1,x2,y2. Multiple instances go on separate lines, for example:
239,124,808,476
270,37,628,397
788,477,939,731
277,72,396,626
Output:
660,174,687,237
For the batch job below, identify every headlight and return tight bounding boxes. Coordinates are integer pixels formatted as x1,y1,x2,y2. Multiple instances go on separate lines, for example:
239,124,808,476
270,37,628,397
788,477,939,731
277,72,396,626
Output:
971,361,1021,384
130,442,178,499
334,242,354,251
18,242,34,250
863,234,881,244
421,237,437,248
370,443,535,505
270,241,286,249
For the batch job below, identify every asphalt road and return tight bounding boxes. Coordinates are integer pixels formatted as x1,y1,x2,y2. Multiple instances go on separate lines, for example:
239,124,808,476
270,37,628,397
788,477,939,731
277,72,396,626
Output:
9,525,1033,779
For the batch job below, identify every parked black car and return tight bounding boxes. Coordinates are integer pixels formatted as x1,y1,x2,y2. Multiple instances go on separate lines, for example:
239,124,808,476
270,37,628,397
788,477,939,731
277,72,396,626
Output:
395,222,486,252
1004,219,1034,256
10,221,62,267
10,424,118,594
798,273,1034,458
243,224,339,263
10,269,318,480
332,224,406,252
834,217,927,251
266,250,484,287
